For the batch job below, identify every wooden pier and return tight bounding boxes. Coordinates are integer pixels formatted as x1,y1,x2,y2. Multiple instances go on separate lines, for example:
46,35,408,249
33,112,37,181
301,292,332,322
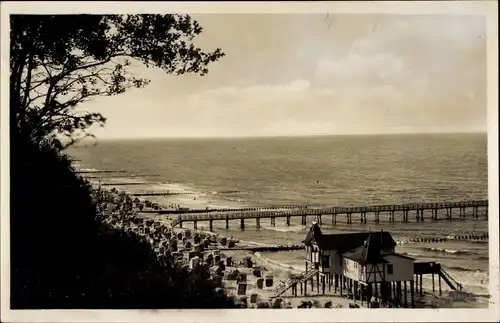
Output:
169,200,488,230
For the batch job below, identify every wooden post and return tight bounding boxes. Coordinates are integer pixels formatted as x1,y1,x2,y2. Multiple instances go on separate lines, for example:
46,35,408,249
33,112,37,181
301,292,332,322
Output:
304,279,308,295
270,217,275,227
322,275,326,294
209,219,213,231
420,209,424,222
317,272,320,294
404,281,408,307
240,218,245,230
225,218,229,229
333,213,337,225
340,275,343,296
179,221,183,228
432,272,435,292
410,281,415,308
317,215,322,225
368,283,372,308
300,282,303,295
420,274,423,296
361,284,364,306
286,216,291,226
256,217,260,229
193,220,198,230
301,215,306,225
397,282,402,305
439,273,442,295
335,274,338,293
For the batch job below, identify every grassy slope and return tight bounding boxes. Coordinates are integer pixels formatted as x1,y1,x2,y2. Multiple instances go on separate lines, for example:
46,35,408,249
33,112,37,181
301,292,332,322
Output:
10,132,235,309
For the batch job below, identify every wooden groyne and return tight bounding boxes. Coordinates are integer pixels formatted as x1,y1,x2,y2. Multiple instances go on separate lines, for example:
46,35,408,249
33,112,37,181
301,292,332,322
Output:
220,244,304,252
76,170,127,174
99,182,154,186
398,233,489,244
169,200,488,230
147,205,310,215
88,174,162,178
131,192,195,197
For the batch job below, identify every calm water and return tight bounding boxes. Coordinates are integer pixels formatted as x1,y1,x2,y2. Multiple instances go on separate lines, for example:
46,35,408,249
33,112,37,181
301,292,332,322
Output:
68,133,490,307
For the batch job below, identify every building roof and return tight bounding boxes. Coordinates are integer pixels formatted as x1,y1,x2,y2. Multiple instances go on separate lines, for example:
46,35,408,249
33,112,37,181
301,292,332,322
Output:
341,234,389,265
382,252,416,261
303,223,396,253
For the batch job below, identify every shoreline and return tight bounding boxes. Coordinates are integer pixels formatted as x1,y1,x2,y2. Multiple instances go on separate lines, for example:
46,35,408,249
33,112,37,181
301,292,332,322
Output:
78,166,489,309
86,177,371,308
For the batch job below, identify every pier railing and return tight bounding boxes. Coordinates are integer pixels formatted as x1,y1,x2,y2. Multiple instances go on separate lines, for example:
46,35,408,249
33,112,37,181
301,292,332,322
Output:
168,199,487,228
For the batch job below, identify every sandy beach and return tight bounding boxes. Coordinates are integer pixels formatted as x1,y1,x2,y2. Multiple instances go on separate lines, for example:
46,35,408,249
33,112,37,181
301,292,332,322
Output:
79,159,489,309
87,175,370,309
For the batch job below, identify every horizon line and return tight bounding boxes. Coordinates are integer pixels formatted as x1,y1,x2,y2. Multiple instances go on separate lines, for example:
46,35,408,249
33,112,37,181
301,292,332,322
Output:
73,130,487,142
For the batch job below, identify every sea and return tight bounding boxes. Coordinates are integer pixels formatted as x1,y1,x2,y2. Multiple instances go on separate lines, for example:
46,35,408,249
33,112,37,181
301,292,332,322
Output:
68,133,490,308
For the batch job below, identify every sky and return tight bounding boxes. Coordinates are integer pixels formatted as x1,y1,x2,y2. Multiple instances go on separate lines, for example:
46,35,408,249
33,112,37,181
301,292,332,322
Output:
82,13,487,139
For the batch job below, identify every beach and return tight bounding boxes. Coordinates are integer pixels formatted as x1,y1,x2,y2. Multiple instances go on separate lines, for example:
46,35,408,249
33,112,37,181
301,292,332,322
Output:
92,183,369,308
68,133,490,309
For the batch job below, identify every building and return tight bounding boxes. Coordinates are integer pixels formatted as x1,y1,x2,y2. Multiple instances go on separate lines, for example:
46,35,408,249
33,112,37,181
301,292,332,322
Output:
303,222,416,307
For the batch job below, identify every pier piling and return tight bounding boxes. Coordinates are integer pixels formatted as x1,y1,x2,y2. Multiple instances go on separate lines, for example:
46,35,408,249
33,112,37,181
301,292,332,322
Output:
169,200,487,229
240,219,245,230
410,281,415,308
209,219,213,231
256,218,260,229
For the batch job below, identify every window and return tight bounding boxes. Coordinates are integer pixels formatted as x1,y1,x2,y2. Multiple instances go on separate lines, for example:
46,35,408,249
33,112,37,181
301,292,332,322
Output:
321,255,330,268
387,264,394,275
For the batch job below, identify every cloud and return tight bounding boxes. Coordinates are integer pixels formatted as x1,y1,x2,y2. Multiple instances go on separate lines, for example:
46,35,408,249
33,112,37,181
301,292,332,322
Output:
81,14,486,139
315,53,408,87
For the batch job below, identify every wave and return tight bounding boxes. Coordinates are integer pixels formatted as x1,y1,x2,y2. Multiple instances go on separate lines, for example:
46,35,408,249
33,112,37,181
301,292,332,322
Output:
468,240,489,245
254,252,303,274
444,265,487,273
422,247,468,255
264,225,307,233
419,247,485,257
